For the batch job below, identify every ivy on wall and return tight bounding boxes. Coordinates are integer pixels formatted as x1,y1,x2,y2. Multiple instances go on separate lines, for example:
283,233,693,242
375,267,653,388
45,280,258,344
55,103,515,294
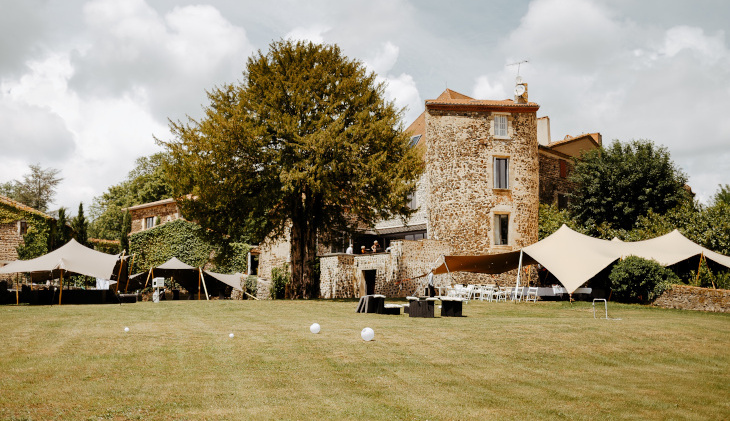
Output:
0,203,54,259
129,219,250,274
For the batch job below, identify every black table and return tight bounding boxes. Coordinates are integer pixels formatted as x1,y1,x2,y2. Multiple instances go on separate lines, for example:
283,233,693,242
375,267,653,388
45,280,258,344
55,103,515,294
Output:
440,298,463,317
407,298,435,318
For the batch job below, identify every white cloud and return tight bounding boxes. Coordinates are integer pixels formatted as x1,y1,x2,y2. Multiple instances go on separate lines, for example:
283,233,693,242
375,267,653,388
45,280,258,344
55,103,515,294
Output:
70,0,252,122
495,0,730,204
472,75,508,100
660,26,726,63
285,25,330,44
365,41,399,76
364,42,422,125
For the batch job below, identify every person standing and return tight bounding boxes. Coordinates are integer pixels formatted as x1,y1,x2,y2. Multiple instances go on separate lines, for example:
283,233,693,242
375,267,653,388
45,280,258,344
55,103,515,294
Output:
346,243,353,254
371,240,381,253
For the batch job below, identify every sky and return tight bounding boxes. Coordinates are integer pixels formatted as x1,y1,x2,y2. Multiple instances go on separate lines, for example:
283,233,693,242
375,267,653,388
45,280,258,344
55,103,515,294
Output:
1,0,729,215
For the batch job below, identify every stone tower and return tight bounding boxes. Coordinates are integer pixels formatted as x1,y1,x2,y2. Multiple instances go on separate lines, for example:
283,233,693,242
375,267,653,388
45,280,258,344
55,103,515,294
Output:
424,88,540,254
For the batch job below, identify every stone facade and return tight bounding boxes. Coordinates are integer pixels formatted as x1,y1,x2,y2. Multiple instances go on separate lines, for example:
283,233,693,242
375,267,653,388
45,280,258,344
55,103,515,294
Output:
426,108,539,254
538,151,575,207
653,285,730,313
127,198,182,234
256,228,291,282
0,222,24,265
319,239,453,298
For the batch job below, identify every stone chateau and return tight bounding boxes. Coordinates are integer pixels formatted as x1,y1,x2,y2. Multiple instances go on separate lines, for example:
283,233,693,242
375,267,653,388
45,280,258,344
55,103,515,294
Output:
117,80,601,299
316,80,601,298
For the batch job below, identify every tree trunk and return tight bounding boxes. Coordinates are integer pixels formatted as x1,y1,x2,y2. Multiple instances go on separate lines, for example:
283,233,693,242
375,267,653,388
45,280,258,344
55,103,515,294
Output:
288,189,321,299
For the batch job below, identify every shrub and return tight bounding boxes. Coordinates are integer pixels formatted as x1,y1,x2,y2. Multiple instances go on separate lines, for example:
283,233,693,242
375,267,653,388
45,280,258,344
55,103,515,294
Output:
244,275,258,299
271,263,290,299
609,256,680,303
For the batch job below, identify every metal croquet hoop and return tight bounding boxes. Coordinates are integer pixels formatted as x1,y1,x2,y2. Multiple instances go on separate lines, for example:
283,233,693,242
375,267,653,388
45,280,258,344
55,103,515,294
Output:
593,298,621,320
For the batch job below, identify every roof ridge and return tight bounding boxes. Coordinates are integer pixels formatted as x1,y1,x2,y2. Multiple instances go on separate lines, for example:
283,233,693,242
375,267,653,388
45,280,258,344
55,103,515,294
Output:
0,195,55,220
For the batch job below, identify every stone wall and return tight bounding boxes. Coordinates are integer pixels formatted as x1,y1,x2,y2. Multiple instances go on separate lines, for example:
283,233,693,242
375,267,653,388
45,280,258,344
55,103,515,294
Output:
653,285,730,313
130,202,181,234
425,109,539,255
320,253,356,298
374,175,428,231
256,229,291,282
319,239,453,298
0,222,22,263
538,152,575,206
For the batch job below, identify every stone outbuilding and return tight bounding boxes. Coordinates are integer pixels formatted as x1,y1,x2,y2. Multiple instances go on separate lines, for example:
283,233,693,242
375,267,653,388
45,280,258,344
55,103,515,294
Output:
126,198,183,234
0,195,56,280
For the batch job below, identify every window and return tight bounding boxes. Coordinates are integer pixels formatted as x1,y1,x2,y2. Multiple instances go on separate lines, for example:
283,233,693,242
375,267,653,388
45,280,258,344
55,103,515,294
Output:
494,214,509,245
494,115,508,137
559,159,568,178
407,193,417,209
18,220,28,236
494,157,509,189
408,134,422,148
557,193,569,210
145,217,155,229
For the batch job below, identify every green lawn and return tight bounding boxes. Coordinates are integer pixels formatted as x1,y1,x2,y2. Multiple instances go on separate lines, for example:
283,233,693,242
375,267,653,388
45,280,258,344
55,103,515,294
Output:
0,299,728,420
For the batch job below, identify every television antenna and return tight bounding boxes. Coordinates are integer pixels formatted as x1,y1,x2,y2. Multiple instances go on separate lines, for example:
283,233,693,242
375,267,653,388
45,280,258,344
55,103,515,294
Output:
507,59,529,77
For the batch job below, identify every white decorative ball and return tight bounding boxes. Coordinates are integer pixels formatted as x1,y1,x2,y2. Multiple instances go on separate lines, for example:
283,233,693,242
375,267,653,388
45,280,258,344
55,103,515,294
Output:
124,327,129,333
310,323,321,334
361,327,374,342
229,333,234,338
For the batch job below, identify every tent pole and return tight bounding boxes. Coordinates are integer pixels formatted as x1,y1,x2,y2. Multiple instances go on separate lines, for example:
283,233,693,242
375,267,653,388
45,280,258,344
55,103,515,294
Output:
125,254,136,293
198,269,201,300
15,273,19,305
114,250,126,294
515,250,523,302
695,253,703,282
144,268,153,290
199,268,209,301
442,255,454,287
59,270,64,305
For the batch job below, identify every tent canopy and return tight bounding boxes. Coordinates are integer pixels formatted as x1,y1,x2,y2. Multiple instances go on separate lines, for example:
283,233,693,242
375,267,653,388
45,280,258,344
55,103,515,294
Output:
0,239,123,280
432,251,537,276
204,271,244,292
428,225,730,294
133,257,243,295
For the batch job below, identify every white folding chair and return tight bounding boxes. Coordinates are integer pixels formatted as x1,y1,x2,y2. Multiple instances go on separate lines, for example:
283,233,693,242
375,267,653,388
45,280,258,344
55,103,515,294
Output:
512,286,525,302
525,286,539,302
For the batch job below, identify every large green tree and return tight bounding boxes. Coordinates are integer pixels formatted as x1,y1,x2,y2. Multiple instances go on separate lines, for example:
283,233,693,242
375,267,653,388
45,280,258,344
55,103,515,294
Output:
162,40,422,298
1,163,63,212
568,139,689,232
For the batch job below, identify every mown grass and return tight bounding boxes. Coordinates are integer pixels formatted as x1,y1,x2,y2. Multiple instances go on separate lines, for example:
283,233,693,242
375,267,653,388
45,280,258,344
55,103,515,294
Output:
0,299,728,420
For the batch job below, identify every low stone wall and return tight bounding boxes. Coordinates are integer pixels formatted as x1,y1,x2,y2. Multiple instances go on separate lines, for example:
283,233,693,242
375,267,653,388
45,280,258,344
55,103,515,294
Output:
320,254,355,298
653,285,730,313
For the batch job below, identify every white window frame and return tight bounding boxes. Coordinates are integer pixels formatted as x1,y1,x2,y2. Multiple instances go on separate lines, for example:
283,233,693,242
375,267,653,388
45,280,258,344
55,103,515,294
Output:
494,114,508,138
494,157,509,189
145,216,155,229
494,213,510,246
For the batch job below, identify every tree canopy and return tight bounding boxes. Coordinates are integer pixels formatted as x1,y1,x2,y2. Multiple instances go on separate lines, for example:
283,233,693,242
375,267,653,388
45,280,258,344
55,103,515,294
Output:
162,40,423,298
568,139,690,232
0,163,62,212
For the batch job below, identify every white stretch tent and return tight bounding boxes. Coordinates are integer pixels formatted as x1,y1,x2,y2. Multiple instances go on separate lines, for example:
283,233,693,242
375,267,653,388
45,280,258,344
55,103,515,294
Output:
0,239,124,304
430,225,730,294
0,239,121,280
